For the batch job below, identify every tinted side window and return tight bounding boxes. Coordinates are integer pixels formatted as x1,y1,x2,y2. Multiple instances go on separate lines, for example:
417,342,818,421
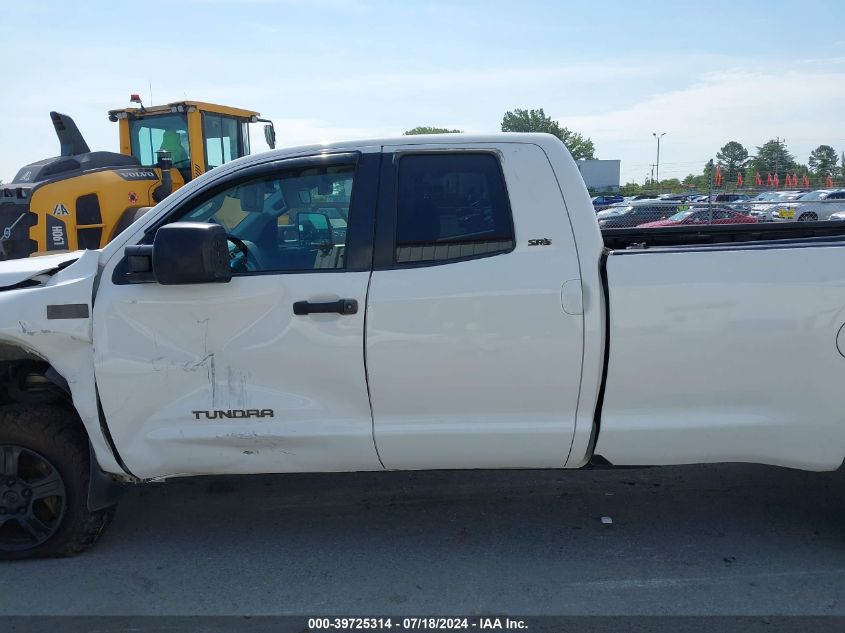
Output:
395,153,514,264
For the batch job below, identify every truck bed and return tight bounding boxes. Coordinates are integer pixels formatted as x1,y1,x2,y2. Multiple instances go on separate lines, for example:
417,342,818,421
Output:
594,229,845,472
601,219,845,250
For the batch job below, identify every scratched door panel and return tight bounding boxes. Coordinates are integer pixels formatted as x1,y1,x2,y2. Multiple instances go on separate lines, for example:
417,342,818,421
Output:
93,272,380,479
91,151,382,479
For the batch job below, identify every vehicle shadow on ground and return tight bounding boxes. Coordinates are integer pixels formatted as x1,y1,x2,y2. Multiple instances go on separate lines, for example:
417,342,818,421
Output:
5,464,845,615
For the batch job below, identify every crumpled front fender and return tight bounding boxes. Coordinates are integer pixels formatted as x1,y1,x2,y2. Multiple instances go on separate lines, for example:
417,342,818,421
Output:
0,250,125,476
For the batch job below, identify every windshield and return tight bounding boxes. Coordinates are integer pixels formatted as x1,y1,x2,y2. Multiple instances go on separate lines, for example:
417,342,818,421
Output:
667,210,695,221
797,191,827,201
597,205,631,218
129,114,190,168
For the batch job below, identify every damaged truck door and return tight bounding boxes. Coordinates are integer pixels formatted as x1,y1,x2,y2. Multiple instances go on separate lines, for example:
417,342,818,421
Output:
92,152,384,479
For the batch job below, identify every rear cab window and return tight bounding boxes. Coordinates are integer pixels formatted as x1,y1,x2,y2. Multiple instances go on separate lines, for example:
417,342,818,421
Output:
394,153,515,264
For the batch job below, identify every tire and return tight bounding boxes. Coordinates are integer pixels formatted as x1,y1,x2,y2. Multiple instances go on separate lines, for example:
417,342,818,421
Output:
0,405,116,560
798,213,817,222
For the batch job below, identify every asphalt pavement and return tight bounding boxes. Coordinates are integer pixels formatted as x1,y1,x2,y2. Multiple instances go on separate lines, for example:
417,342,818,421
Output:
1,463,844,615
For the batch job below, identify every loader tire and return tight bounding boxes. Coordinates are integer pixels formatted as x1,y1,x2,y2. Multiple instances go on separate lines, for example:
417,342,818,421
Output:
0,404,116,560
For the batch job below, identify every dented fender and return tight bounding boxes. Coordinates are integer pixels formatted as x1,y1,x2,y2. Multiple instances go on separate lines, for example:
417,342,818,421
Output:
0,250,125,476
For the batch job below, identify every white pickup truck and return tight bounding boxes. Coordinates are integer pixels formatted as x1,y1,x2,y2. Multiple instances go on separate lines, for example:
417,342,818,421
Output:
1,133,844,559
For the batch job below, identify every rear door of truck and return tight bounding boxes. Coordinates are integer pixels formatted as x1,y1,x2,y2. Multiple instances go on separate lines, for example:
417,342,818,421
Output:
366,141,585,469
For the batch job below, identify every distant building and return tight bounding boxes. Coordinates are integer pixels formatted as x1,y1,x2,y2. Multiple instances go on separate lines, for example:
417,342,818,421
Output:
576,159,620,192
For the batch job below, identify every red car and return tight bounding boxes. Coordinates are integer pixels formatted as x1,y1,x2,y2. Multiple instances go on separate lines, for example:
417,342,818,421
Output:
638,207,758,228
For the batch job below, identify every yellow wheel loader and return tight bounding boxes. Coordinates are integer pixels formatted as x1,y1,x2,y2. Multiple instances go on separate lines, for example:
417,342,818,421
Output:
0,96,276,260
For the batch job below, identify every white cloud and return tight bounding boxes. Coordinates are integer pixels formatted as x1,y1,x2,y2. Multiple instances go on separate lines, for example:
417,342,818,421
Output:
563,69,845,182
3,51,845,188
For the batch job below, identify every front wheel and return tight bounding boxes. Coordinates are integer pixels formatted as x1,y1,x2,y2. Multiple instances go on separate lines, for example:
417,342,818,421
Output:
0,405,116,560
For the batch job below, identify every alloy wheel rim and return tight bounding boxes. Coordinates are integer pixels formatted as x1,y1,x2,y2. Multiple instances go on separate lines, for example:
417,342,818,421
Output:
0,445,66,552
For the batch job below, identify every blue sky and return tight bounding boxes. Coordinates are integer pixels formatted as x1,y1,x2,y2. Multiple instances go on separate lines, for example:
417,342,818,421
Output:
3,0,845,182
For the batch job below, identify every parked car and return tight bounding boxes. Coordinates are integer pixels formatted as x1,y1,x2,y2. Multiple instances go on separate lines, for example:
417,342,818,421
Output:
638,208,758,228
747,191,806,222
657,193,702,203
713,193,751,203
772,189,845,222
597,201,678,228
623,195,655,202
591,195,624,210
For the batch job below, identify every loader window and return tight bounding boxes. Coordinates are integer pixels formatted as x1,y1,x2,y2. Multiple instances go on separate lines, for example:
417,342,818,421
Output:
203,114,245,169
129,114,190,168
242,122,250,155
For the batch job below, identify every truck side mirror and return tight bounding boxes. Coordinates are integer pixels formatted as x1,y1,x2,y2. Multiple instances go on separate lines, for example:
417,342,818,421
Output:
125,222,232,285
264,124,276,150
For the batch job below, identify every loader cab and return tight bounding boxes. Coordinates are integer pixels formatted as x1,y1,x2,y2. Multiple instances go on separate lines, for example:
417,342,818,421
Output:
109,101,275,184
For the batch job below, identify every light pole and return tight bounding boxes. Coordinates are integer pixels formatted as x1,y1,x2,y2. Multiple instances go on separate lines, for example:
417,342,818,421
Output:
653,132,666,192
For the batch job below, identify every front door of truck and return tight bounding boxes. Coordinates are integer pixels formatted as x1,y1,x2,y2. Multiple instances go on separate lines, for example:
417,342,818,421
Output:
92,152,383,479
366,143,585,469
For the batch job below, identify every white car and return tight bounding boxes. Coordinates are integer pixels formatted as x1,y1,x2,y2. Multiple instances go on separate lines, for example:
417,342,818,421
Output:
747,191,806,222
772,189,845,222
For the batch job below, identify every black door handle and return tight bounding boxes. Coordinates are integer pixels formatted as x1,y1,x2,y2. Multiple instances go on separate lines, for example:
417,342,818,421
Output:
293,299,358,316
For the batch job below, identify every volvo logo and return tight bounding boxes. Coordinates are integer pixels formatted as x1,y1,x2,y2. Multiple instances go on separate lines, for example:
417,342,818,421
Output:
116,169,158,181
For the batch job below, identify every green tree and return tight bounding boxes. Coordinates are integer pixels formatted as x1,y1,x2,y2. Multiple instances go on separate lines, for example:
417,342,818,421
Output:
808,144,839,176
716,141,749,182
403,126,462,135
743,163,761,186
751,139,796,180
619,181,644,196
683,171,709,191
501,107,596,159
655,178,682,192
